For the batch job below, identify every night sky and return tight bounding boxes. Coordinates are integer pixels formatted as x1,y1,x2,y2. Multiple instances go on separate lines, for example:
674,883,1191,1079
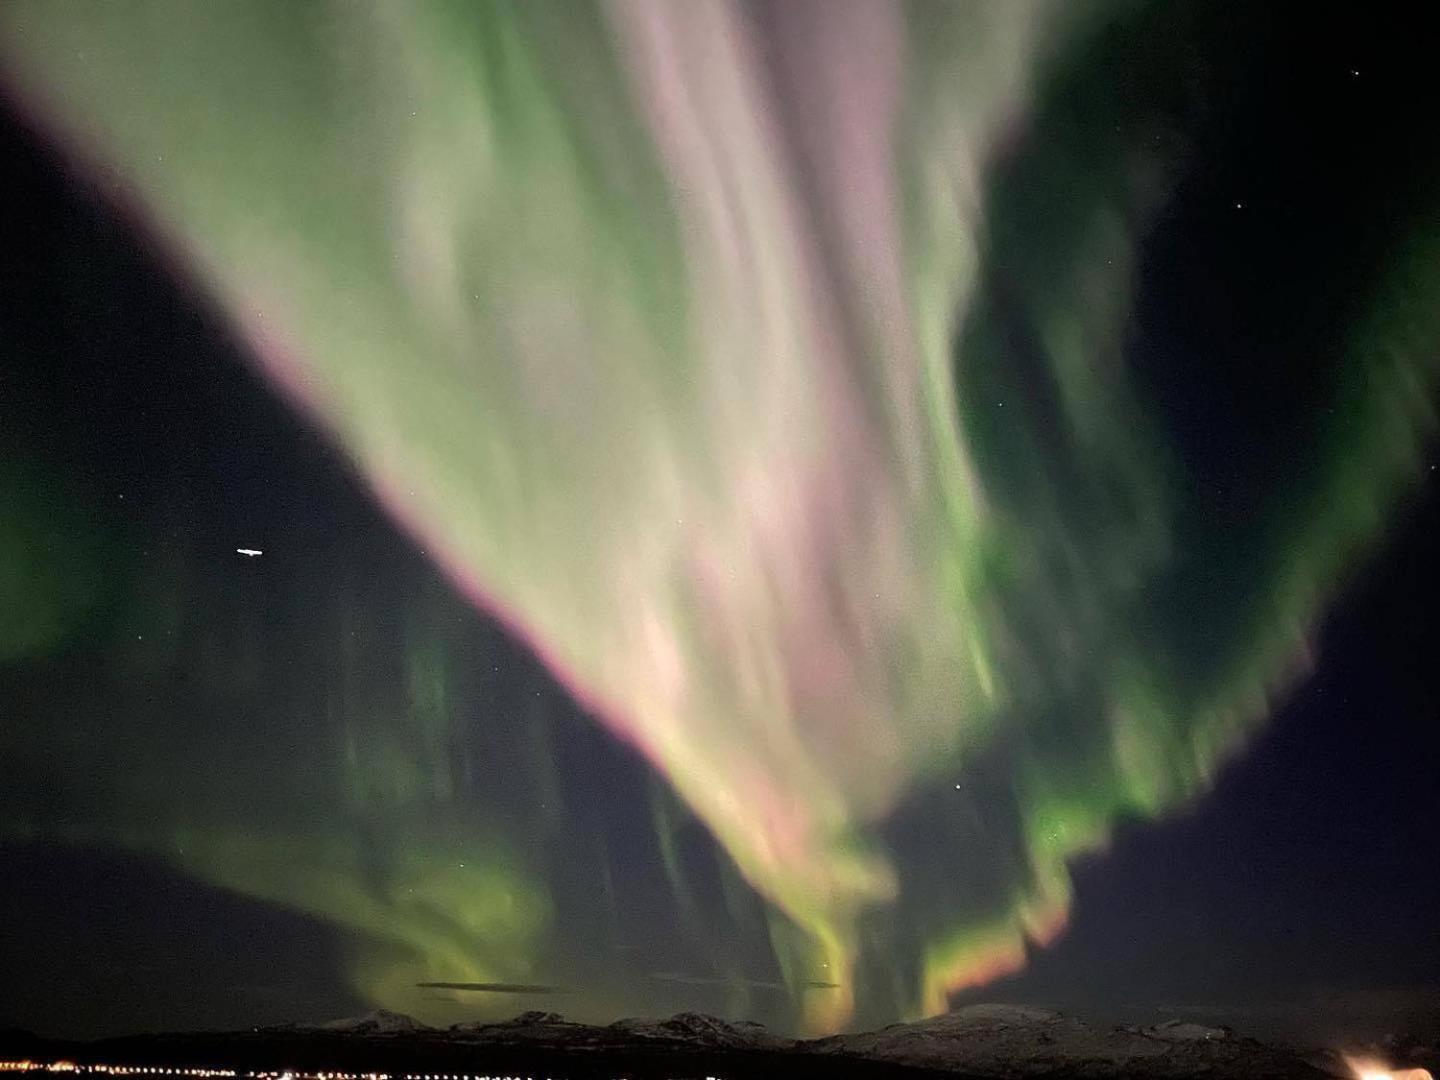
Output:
1,0,1438,1046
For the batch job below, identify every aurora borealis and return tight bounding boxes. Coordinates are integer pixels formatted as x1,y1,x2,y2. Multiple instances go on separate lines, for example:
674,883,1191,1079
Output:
2,0,1439,1041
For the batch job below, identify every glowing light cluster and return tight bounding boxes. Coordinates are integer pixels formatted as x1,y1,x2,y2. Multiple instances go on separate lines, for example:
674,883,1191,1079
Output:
0,1065,564,1080
1347,1057,1435,1080
0,1068,232,1078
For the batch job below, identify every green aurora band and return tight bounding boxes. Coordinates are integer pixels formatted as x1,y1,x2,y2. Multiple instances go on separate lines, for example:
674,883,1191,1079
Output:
2,0,1438,1032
